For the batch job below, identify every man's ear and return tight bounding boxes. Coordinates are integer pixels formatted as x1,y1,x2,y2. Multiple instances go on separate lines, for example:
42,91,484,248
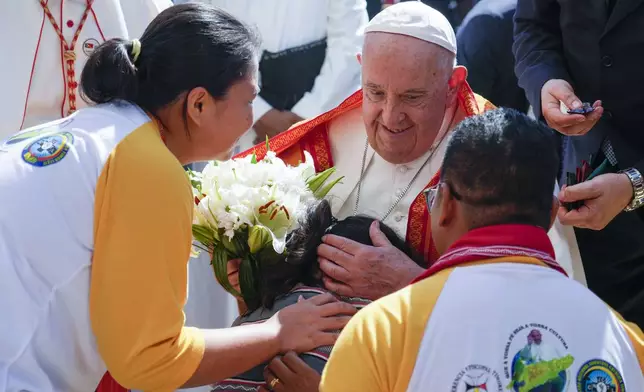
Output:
549,196,560,229
448,66,467,88
446,66,467,107
437,184,456,228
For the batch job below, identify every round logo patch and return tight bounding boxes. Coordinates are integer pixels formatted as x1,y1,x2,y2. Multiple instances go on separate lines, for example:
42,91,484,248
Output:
22,132,74,167
82,38,100,56
452,364,502,392
503,323,574,391
576,359,625,392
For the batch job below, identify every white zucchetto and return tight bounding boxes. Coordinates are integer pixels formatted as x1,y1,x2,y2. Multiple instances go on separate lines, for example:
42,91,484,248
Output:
365,1,457,55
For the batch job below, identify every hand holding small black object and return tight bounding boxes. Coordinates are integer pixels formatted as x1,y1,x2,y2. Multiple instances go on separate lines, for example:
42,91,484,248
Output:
567,102,594,115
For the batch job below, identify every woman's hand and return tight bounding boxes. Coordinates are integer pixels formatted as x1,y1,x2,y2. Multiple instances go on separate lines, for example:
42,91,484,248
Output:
259,352,321,392
265,293,355,353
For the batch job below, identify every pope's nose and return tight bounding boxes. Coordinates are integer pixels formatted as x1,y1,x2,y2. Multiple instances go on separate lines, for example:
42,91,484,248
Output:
380,106,407,131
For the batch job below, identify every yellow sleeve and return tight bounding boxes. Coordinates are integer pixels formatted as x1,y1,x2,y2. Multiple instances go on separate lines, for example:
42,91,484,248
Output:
90,124,204,391
320,269,453,392
611,309,644,373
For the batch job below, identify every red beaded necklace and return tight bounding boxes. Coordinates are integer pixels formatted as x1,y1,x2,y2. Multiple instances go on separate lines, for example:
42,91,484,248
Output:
38,0,95,116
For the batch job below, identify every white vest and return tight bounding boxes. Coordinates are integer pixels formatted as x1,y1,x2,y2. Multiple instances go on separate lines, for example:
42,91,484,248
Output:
0,103,149,392
406,263,643,391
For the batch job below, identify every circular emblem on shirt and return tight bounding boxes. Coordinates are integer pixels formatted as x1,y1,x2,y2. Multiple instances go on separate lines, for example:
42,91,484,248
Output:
502,323,574,391
576,359,625,392
22,132,74,167
452,364,502,392
82,38,100,56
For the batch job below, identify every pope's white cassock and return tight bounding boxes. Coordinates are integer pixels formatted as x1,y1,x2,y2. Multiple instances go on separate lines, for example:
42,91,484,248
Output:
180,0,368,153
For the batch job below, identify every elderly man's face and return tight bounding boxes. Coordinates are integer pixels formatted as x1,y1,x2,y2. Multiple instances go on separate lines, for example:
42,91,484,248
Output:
361,33,457,164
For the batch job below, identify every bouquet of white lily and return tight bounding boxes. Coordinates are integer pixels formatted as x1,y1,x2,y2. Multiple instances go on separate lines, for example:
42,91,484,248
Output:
189,145,342,308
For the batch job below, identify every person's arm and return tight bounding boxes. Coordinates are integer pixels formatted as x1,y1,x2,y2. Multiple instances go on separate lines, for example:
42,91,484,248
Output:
512,0,571,118
319,301,395,391
91,125,205,390
91,125,355,390
118,0,173,39
457,15,498,100
290,0,367,119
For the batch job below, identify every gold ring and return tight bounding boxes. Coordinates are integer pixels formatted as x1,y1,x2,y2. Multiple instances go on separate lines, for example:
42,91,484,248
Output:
269,377,281,389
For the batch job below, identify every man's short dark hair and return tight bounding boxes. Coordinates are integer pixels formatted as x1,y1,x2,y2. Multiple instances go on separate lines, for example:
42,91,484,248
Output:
441,107,560,230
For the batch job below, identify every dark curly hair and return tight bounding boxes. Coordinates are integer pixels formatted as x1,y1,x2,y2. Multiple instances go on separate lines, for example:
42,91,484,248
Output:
255,199,426,310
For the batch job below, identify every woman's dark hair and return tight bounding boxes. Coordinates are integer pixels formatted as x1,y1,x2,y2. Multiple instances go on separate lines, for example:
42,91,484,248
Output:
257,199,426,310
81,3,260,119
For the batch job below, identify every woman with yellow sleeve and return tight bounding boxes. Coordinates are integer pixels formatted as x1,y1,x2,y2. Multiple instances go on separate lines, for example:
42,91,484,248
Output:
0,3,355,392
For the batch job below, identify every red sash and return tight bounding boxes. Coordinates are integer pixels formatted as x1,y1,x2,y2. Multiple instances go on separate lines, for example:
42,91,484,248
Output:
235,82,495,265
411,224,569,283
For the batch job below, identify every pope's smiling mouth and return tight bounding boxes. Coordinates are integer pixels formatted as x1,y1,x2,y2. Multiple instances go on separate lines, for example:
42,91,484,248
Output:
380,124,413,135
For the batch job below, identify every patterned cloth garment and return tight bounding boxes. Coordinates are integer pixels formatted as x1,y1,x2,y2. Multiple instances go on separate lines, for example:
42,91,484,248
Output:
211,286,370,392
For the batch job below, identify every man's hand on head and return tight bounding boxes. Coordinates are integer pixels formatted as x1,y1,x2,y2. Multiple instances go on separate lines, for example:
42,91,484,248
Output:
557,173,634,230
317,221,425,300
540,79,603,136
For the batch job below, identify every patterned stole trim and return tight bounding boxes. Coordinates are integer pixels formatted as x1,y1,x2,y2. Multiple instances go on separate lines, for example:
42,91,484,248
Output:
234,89,363,170
406,82,490,265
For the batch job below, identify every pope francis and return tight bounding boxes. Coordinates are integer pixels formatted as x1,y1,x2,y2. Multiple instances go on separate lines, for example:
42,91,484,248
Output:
235,2,586,305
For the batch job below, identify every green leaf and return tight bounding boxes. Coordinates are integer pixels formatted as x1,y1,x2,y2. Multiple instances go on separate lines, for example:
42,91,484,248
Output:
306,167,336,193
314,175,344,198
265,135,270,152
192,224,215,248
221,235,239,256
251,153,257,164
239,255,259,309
211,245,241,298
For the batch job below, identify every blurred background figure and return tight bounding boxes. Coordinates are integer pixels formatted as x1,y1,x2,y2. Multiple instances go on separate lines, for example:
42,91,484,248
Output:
456,0,528,113
0,0,172,140
178,0,368,153
382,0,477,29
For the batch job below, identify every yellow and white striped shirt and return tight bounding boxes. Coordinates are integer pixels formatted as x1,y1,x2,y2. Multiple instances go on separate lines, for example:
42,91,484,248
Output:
0,102,204,391
321,257,644,391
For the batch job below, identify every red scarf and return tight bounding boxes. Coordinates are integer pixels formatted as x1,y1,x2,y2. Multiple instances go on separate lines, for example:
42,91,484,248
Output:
412,224,568,283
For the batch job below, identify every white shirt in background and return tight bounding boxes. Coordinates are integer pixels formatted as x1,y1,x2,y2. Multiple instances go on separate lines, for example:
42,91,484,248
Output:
0,0,172,140
189,0,367,123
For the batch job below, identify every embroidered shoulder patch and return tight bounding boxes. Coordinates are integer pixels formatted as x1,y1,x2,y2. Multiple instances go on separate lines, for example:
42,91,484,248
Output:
22,132,74,167
576,359,625,392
